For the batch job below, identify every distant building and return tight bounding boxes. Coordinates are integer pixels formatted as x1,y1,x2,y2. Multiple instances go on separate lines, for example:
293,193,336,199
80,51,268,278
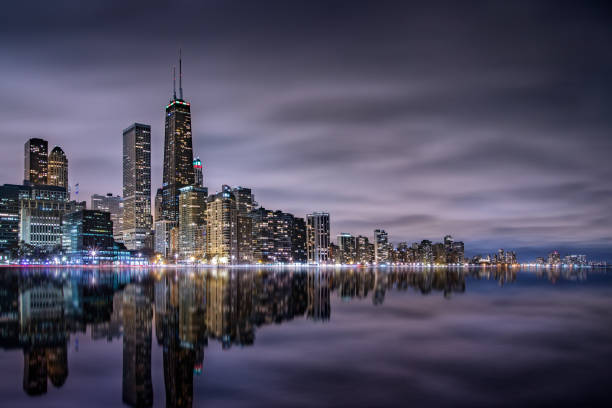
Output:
374,229,391,264
122,123,152,250
47,146,68,192
307,212,330,264
356,235,374,264
337,233,356,264
291,217,307,263
178,185,207,260
205,185,237,263
418,240,433,263
0,184,22,251
193,157,203,187
91,193,123,243
565,254,587,266
548,250,561,265
233,187,255,263
24,138,48,185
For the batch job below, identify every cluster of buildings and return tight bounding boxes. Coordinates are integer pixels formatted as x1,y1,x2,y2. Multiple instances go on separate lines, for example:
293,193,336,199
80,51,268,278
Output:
533,251,598,267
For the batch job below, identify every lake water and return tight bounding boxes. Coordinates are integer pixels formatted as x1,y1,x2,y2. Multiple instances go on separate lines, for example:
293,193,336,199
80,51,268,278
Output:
1,266,611,407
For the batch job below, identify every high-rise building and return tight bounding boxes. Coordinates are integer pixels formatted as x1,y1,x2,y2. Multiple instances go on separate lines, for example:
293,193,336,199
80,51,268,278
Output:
374,229,390,264
233,187,255,263
205,185,237,263
24,138,48,185
193,157,203,187
356,235,374,264
178,185,207,260
162,53,194,223
154,220,176,259
418,240,433,263
0,184,22,251
91,193,123,243
122,123,152,250
307,212,330,264
291,217,307,263
250,208,294,263
337,233,357,264
47,146,68,192
548,250,561,265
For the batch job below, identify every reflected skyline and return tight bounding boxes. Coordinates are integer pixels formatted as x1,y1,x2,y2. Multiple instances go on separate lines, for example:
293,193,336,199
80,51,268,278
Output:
0,266,609,407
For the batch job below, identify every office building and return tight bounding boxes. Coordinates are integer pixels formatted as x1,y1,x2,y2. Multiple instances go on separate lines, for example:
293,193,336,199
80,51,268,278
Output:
19,185,72,249
47,146,68,191
0,184,22,251
292,217,307,263
374,229,391,264
418,240,433,263
250,208,294,263
122,123,152,250
307,212,330,264
356,235,374,264
24,138,48,185
178,185,207,260
91,193,123,243
233,187,255,263
205,185,237,263
162,54,194,223
337,233,357,264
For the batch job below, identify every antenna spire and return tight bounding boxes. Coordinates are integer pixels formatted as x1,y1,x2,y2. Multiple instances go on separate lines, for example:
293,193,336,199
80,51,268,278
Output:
172,66,176,99
179,48,183,100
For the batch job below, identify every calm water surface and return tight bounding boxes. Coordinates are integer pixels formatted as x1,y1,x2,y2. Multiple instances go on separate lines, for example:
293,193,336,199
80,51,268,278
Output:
1,266,611,407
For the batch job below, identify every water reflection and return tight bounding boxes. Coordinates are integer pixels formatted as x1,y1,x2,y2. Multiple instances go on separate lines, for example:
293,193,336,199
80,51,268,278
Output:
0,266,603,406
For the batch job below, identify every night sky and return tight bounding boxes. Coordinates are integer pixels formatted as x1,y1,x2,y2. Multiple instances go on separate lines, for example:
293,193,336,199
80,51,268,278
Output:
1,1,611,260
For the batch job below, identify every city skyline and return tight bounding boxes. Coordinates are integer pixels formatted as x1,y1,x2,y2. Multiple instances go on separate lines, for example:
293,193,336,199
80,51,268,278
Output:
1,2,611,261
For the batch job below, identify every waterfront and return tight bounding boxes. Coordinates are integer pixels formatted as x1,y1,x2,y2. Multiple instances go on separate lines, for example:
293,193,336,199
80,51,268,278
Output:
1,266,611,407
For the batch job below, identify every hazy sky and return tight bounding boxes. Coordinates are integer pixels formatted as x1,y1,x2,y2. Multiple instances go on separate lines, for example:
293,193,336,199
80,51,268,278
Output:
1,1,611,260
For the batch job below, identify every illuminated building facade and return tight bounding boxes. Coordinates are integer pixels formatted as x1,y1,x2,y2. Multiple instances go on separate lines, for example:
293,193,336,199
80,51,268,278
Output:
19,185,72,249
122,123,152,250
178,185,207,260
24,138,48,185
337,233,356,264
47,146,68,192
374,229,390,264
193,157,203,187
307,212,329,264
205,185,237,263
162,55,194,223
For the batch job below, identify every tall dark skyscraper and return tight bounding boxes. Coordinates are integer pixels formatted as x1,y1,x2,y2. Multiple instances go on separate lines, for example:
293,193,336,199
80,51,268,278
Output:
24,138,48,185
123,123,152,250
162,52,194,223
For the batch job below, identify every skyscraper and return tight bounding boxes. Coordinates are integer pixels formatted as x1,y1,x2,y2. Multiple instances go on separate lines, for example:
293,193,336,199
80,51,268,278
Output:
337,233,357,264
122,123,152,250
374,229,390,264
162,52,194,223
307,212,330,264
193,157,203,187
178,185,207,260
233,186,255,263
24,138,48,185
47,146,68,191
205,185,237,263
